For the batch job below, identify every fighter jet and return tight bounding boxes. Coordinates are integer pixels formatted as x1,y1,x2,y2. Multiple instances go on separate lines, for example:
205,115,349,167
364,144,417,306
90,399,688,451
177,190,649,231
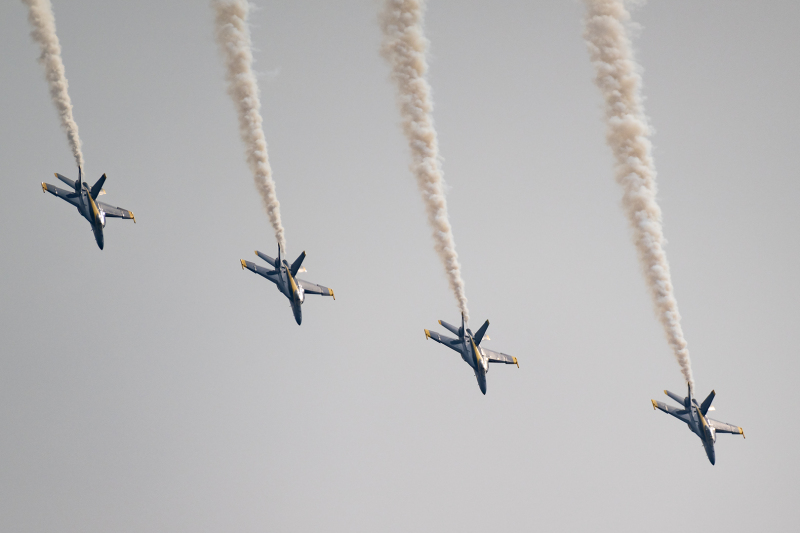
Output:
41,167,135,250
424,314,518,395
651,384,745,465
240,245,334,325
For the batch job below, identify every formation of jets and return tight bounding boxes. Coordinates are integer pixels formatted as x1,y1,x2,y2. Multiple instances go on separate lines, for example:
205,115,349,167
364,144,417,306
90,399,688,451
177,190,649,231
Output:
37,165,745,464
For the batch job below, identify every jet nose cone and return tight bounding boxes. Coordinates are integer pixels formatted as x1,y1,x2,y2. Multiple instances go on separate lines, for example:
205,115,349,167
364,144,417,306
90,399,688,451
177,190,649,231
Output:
706,447,716,465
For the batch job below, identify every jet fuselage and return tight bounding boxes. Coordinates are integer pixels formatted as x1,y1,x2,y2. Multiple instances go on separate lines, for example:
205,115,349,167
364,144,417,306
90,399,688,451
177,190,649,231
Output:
684,388,717,464
275,255,304,325
75,182,106,249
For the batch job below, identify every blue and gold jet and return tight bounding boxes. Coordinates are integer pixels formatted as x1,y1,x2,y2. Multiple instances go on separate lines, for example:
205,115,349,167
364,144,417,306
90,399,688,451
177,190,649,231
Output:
240,245,334,325
424,314,518,395
652,384,745,465
41,167,135,250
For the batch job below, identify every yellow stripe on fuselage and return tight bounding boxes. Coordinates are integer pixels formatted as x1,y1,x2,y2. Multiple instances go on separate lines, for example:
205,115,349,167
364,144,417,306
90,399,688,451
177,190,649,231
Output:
697,408,709,433
471,339,482,367
88,194,100,223
287,268,299,298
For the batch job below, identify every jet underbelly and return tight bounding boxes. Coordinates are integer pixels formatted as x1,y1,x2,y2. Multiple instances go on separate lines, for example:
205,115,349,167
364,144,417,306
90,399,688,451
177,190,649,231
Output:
475,364,487,395
460,344,474,368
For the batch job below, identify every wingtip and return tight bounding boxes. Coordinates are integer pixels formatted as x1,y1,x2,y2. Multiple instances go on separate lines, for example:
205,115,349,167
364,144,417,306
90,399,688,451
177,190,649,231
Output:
129,211,136,223
740,427,745,439
254,250,258,257
651,399,658,410
424,329,430,340
329,288,335,300
41,182,47,193
240,259,246,270
513,356,519,368
438,320,442,326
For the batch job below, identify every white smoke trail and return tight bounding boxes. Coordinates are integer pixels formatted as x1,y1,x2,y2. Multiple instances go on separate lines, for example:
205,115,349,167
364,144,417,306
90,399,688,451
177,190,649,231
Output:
380,0,469,322
22,0,84,170
212,0,285,250
583,0,693,384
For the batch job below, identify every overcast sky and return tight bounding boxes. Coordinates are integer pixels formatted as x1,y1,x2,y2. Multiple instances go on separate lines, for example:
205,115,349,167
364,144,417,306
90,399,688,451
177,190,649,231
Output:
1,1,799,531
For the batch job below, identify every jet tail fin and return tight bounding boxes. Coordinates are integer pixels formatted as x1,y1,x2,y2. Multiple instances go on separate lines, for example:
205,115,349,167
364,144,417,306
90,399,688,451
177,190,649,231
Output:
700,390,716,416
90,174,106,200
473,319,490,345
290,251,306,277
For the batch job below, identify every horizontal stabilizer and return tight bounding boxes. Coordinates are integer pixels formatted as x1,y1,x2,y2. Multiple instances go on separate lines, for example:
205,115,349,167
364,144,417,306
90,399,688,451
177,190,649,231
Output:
438,319,462,337
55,172,77,190
664,390,687,407
255,250,277,267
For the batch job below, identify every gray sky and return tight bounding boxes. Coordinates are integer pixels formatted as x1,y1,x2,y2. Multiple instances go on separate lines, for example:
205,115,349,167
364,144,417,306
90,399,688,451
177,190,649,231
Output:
1,1,798,531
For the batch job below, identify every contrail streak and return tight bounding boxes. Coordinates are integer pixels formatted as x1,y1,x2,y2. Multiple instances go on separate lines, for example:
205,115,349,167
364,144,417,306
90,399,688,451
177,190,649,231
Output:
583,0,693,384
22,0,84,170
380,0,469,322
212,0,285,250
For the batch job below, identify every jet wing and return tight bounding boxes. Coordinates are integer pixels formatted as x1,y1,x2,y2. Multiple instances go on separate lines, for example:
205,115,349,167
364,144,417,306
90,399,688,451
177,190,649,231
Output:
423,329,461,352
296,278,335,299
481,347,519,367
708,418,745,437
42,182,80,207
652,400,691,424
96,201,135,221
241,259,279,284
